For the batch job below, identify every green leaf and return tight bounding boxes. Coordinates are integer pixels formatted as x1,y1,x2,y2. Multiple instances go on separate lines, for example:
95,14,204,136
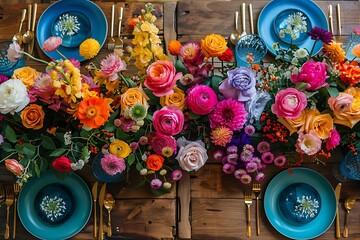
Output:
136,162,143,171
175,59,188,75
34,162,40,177
5,126,17,143
16,143,36,158
327,87,340,97
210,75,224,94
295,82,308,92
41,135,56,150
133,179,147,189
104,123,115,132
50,148,66,157
1,142,13,152
127,153,136,166
151,188,170,196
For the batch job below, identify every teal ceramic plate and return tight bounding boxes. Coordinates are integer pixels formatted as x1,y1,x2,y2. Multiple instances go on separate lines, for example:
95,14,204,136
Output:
257,0,328,56
18,171,92,240
264,167,336,240
36,0,107,61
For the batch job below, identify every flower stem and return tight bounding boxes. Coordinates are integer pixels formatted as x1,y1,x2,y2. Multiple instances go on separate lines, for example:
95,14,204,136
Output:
55,49,68,60
308,41,317,57
20,51,49,65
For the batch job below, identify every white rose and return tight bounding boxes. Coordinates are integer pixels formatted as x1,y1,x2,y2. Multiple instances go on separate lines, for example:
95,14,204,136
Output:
0,79,29,114
175,137,208,172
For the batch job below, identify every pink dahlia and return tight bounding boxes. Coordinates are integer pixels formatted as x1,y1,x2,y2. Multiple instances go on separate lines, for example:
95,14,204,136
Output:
209,99,247,131
100,153,126,176
185,85,218,115
326,129,340,150
100,53,127,81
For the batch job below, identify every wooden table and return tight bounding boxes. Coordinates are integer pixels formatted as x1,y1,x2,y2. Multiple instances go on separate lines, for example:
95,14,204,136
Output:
0,1,360,239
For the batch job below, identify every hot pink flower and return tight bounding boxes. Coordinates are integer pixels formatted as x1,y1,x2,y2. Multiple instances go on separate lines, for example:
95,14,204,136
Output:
209,98,247,130
151,132,177,156
5,159,24,176
153,105,184,136
296,131,322,155
185,84,218,115
271,88,307,119
290,60,329,91
326,129,340,150
145,60,182,97
101,153,126,176
179,42,204,65
100,53,127,81
274,155,287,167
42,36,62,52
261,152,274,164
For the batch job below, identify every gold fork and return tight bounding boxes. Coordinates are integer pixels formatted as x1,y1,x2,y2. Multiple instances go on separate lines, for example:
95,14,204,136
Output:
13,183,21,239
107,4,116,50
5,185,14,239
115,7,124,49
252,183,261,236
0,183,5,203
244,192,253,237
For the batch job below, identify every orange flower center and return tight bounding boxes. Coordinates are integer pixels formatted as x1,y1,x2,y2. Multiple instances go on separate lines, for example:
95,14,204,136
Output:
86,106,98,119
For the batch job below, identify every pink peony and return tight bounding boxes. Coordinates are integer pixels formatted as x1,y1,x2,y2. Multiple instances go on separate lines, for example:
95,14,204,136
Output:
145,60,182,97
185,84,218,115
152,105,184,136
209,98,247,131
296,131,322,155
290,60,329,91
101,153,126,176
151,132,177,156
42,36,62,52
326,129,341,150
100,53,127,81
271,88,307,119
5,159,24,176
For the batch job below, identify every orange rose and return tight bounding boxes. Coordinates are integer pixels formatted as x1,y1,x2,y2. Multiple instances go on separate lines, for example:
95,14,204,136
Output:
168,40,182,55
146,154,165,171
277,110,307,135
300,109,334,139
20,104,45,130
120,87,149,114
159,86,186,110
12,66,40,89
200,34,227,58
5,159,24,176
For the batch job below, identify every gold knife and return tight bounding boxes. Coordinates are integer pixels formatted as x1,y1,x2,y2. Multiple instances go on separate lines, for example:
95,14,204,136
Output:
334,183,342,238
98,183,107,240
92,181,99,238
28,3,37,55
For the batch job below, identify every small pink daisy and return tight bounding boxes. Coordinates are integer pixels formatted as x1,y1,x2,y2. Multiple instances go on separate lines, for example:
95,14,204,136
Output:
261,152,274,164
246,162,257,173
212,149,225,160
101,154,126,176
244,125,255,136
240,149,253,162
223,163,235,174
234,169,247,180
257,141,271,153
255,172,265,182
274,155,287,167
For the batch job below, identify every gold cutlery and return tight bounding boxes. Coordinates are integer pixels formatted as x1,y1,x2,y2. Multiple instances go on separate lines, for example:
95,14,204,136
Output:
244,192,252,237
249,3,254,34
252,183,261,236
343,195,356,238
104,193,115,237
334,183,342,238
92,181,99,238
108,4,116,50
98,183,107,240
28,3,37,55
12,183,21,239
115,7,124,49
336,4,342,44
240,3,247,37
328,5,334,36
229,11,240,46
0,183,5,203
12,9,27,45
22,4,32,45
5,185,14,240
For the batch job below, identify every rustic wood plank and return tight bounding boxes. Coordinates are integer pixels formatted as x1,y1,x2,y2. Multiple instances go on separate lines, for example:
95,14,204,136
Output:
177,171,192,239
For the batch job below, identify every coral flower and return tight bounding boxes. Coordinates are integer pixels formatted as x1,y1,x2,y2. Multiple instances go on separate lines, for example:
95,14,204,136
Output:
79,38,101,60
322,42,345,63
168,40,182,55
210,126,233,147
77,97,111,128
351,44,360,59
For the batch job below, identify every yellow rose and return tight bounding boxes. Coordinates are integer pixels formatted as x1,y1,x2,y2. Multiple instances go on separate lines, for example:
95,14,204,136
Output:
20,104,45,130
301,109,333,139
12,66,40,89
160,86,186,110
200,34,227,58
120,87,149,114
109,139,131,158
277,110,306,135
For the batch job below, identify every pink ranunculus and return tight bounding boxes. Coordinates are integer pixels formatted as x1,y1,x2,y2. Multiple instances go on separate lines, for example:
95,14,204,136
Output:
151,132,177,156
328,92,354,113
145,60,182,97
271,88,307,119
290,60,329,91
153,105,184,136
6,41,22,62
42,36,62,52
5,159,24,176
295,131,322,155
100,53,127,81
185,84,218,115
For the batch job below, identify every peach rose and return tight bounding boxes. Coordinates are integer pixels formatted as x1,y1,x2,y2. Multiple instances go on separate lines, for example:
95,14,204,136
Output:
300,109,334,139
20,104,45,130
12,66,40,89
200,34,227,58
146,154,165,171
120,87,149,114
277,110,307,135
5,159,24,176
159,86,186,110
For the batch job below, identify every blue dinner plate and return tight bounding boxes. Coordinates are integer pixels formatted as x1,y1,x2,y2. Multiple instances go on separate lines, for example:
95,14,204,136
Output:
264,167,336,240
258,0,328,56
36,0,108,61
18,171,92,240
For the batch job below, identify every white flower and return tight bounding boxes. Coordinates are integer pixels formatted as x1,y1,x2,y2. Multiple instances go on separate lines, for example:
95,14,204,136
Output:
0,79,30,114
295,48,309,58
175,137,208,172
64,131,72,145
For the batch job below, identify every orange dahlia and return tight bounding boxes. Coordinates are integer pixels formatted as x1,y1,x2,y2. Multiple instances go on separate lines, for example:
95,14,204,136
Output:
322,42,345,63
338,61,360,86
77,97,111,128
210,126,233,147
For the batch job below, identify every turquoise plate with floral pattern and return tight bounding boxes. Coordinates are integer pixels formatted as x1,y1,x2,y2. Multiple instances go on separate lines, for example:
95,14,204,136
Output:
18,171,92,240
264,168,336,240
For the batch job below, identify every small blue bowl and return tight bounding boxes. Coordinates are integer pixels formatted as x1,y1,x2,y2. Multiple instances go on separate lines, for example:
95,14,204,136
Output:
0,41,25,77
235,34,267,66
92,153,125,183
340,149,360,180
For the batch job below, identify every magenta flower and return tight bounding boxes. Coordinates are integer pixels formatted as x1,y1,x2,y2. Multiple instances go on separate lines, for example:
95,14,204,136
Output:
290,60,329,91
271,88,307,119
101,153,126,176
223,163,235,174
246,162,257,173
171,169,183,181
0,75,9,84
240,174,252,184
244,125,255,136
234,169,247,180
150,178,163,190
139,136,149,145
129,142,139,152
209,98,247,131
100,53,127,81
257,141,270,153
274,155,287,167
261,152,274,164
120,116,136,133
152,105,184,136
226,145,238,154
185,84,218,115
240,149,253,162
179,42,204,65
326,129,340,150
243,144,255,153
42,36,62,52
255,172,265,182
212,149,225,160
151,132,177,156
226,153,238,164
307,27,333,44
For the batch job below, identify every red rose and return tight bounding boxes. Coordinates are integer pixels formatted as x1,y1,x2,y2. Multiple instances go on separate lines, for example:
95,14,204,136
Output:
218,48,233,62
52,156,72,172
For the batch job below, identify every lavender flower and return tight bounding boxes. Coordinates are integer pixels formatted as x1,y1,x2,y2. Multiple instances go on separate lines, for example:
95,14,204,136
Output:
150,178,163,190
